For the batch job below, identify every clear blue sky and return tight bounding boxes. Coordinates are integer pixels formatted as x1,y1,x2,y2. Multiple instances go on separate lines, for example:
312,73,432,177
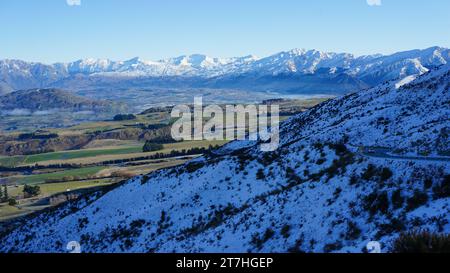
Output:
1,0,449,63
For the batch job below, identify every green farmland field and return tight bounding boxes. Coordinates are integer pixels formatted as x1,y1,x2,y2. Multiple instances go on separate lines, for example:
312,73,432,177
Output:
10,166,106,185
0,145,144,167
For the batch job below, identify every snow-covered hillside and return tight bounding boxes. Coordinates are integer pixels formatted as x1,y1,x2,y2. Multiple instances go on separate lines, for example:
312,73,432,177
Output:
0,47,448,94
0,65,449,253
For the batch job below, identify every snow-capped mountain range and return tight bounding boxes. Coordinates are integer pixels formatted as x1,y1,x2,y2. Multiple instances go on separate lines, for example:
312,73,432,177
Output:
1,63,448,253
0,46,448,94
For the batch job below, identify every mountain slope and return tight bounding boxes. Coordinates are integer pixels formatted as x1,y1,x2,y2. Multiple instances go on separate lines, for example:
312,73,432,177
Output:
0,60,69,93
0,88,121,114
1,47,448,95
0,65,449,253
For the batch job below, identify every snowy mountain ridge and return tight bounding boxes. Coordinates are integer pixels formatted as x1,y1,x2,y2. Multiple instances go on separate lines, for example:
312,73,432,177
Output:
0,64,448,253
1,47,449,94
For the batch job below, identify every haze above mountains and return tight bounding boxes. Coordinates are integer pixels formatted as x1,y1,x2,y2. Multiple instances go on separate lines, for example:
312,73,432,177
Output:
1,46,449,96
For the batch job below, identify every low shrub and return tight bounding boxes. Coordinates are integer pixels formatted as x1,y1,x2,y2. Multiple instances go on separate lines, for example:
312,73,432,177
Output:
363,191,390,216
392,231,450,253
406,190,428,211
8,198,17,206
185,162,205,173
391,189,404,209
379,167,393,181
251,228,275,249
432,175,450,199
143,141,164,152
256,169,265,180
323,241,343,253
281,225,291,239
23,185,41,198
113,114,136,121
345,221,362,240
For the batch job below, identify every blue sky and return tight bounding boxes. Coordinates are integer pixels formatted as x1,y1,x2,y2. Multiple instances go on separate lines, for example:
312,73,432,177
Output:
1,0,449,63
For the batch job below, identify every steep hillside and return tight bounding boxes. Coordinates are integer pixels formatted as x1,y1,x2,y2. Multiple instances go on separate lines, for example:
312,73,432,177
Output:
0,65,449,253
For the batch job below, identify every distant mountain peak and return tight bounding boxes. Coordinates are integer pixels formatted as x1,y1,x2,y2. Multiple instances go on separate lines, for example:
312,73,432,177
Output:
0,46,449,94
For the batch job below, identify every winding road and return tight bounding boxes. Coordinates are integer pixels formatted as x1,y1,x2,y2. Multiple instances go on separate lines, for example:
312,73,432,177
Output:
359,147,450,163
